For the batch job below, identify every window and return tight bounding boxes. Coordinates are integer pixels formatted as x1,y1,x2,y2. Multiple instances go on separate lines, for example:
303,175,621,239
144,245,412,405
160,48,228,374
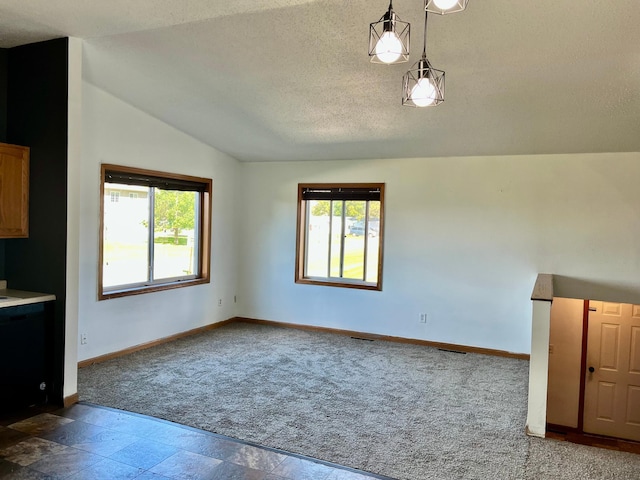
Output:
99,164,212,299
295,183,384,290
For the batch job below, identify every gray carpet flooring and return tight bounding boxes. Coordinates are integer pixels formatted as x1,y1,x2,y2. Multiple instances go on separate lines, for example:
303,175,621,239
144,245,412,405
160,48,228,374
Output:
78,322,640,479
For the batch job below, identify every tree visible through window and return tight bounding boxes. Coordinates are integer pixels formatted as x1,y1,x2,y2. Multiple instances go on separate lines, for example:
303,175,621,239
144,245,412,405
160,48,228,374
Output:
296,183,384,290
100,165,211,299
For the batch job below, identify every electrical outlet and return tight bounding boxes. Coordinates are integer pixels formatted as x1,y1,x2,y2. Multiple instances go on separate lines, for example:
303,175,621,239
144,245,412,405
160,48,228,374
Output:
218,299,222,307
80,333,87,345
419,313,427,323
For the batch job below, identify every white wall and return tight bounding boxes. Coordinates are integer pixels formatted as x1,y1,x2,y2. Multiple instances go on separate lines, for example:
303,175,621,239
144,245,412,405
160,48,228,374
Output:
238,153,640,354
74,79,640,361
526,299,552,437
64,37,82,398
77,81,240,361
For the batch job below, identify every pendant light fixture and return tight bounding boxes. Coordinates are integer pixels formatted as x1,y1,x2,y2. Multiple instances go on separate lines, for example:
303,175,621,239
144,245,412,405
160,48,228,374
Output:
369,0,469,105
369,1,410,64
402,11,444,107
425,0,469,15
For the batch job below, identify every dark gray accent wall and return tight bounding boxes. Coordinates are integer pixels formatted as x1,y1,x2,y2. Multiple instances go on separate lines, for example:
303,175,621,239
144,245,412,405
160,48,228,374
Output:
0,240,4,280
5,38,69,404
0,48,7,141
0,48,7,278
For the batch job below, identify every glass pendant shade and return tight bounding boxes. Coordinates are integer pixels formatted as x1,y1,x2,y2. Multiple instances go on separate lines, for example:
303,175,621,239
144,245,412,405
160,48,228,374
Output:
402,57,444,107
369,5,410,64
425,0,469,15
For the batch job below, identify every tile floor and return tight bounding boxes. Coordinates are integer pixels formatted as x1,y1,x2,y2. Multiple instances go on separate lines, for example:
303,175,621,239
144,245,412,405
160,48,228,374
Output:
0,403,393,480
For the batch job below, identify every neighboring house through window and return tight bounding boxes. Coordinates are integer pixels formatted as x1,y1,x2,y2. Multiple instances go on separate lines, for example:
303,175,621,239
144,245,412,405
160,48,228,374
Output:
295,183,384,291
99,164,212,299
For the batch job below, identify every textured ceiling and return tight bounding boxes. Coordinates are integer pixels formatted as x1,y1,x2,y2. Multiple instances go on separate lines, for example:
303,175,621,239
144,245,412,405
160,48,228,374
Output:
1,0,639,161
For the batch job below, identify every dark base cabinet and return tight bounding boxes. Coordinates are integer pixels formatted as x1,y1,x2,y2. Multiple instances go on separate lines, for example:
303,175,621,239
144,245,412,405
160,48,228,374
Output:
0,301,53,409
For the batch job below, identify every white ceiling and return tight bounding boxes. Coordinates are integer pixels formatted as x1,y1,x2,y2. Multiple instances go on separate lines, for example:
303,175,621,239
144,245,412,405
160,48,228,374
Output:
1,0,639,161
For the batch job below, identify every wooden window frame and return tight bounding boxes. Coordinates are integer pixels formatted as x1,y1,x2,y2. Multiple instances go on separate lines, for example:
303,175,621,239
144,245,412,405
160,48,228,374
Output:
295,183,385,291
99,164,212,300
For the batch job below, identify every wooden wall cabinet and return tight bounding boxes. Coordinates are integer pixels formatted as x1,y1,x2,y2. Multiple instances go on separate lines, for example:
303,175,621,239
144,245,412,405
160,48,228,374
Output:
0,142,29,238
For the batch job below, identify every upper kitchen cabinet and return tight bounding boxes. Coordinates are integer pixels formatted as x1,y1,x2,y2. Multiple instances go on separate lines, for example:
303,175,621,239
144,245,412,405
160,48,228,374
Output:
0,142,29,238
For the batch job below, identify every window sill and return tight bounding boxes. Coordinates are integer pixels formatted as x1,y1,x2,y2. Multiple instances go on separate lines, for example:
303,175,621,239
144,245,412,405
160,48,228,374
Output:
99,277,210,300
295,277,381,291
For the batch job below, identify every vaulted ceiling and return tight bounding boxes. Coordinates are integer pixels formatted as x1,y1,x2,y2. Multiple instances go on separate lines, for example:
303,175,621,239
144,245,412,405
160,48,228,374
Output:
1,0,639,161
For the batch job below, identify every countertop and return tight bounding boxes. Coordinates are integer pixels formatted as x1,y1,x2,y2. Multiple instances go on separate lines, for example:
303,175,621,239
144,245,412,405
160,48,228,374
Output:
0,280,56,309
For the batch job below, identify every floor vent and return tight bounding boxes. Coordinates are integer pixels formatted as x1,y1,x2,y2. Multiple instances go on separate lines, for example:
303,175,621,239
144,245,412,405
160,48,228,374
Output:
350,336,374,342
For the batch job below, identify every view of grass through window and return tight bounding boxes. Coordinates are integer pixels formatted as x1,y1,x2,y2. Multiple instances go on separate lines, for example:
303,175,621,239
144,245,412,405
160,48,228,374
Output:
305,199,380,284
103,183,198,290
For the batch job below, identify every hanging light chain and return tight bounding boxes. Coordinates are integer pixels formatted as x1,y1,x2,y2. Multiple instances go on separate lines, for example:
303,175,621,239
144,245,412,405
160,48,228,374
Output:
419,11,429,79
382,1,393,32
422,10,429,57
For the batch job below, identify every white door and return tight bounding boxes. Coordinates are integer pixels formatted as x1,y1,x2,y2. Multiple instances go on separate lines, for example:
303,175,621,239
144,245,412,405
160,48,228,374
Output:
584,301,640,441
